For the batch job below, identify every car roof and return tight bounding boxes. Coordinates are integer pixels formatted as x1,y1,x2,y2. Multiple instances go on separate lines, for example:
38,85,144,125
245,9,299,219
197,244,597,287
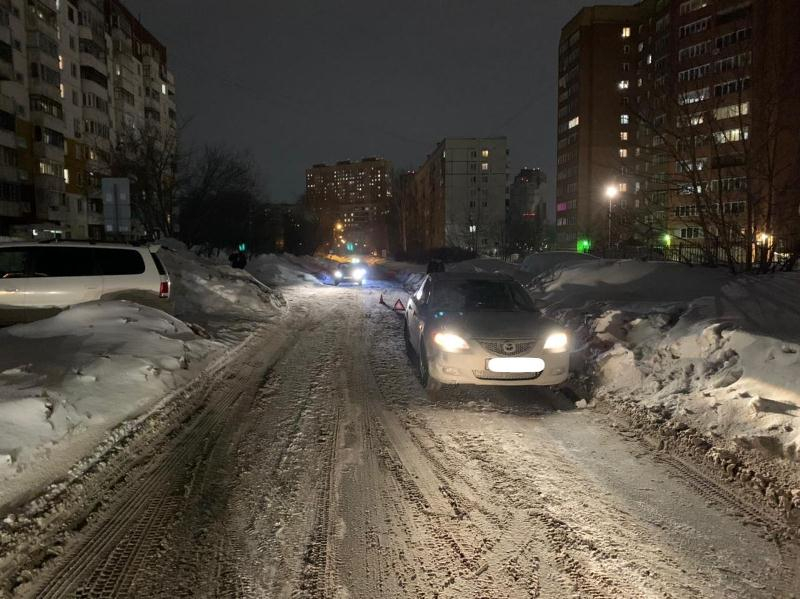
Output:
0,241,147,250
428,271,514,283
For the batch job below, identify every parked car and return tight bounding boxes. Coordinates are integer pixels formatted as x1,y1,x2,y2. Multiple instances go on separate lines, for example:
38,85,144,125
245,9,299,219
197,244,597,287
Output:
404,272,569,390
0,241,171,324
331,262,367,286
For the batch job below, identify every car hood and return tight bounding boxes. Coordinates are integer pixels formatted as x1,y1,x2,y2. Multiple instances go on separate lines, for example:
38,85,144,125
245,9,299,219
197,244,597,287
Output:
427,310,558,340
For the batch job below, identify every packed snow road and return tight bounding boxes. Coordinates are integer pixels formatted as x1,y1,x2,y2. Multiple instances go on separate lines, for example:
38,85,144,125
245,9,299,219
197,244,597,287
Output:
2,281,798,598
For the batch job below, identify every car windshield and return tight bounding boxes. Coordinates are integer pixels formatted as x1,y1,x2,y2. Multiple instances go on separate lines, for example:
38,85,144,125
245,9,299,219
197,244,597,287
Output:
431,279,536,312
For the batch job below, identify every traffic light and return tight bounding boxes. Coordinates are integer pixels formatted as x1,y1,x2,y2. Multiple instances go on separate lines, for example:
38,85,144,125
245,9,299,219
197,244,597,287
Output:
577,238,592,253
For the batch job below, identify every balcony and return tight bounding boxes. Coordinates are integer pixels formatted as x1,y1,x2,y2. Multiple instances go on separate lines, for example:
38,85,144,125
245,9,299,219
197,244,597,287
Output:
33,141,64,162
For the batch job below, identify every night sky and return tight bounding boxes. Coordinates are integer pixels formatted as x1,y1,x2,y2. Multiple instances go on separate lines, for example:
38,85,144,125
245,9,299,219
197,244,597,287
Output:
124,0,634,203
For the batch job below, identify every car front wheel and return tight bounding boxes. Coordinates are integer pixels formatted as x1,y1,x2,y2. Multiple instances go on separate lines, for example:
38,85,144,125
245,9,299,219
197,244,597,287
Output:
418,342,441,392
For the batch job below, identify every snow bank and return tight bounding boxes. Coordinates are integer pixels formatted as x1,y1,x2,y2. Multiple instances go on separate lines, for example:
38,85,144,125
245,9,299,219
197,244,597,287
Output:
157,239,286,331
521,251,600,275
0,301,220,484
532,257,800,462
246,254,323,286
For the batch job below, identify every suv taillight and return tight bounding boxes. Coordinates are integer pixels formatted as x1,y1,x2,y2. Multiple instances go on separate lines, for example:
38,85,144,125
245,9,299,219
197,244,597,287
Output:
159,280,170,298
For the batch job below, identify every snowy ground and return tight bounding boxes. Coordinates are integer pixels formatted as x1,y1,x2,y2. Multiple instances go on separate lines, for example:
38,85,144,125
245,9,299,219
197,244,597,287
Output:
1,282,798,598
1,250,799,597
0,241,288,509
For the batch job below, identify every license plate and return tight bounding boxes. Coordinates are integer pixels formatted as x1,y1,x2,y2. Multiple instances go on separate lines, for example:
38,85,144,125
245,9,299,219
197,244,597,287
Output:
486,357,545,373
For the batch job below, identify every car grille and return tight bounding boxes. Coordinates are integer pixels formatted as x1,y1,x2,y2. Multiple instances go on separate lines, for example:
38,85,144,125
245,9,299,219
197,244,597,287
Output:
473,370,543,381
478,339,536,356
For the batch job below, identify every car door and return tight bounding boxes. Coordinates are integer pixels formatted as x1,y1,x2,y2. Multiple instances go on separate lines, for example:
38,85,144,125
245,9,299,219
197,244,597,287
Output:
95,247,150,300
406,276,431,352
25,246,100,308
0,246,31,323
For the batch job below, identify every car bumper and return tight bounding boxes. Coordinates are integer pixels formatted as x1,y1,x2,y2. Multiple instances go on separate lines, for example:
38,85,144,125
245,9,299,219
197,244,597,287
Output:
428,349,570,386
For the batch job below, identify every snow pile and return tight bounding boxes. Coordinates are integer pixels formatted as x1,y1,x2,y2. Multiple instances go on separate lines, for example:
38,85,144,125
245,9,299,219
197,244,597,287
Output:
246,254,323,286
157,239,286,331
449,258,535,284
532,257,800,462
521,251,600,276
0,301,219,485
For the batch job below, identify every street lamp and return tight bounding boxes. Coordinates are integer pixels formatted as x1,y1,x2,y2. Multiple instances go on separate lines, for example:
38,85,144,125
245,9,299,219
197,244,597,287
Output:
604,184,619,248
468,223,477,253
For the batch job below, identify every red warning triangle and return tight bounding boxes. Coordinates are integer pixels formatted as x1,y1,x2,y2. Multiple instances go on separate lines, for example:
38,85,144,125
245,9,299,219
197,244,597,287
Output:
393,299,405,311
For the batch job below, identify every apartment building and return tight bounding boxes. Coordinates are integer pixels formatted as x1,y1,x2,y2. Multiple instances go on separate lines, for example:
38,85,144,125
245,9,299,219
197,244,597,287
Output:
409,137,509,254
557,0,800,257
305,157,392,252
0,0,176,239
555,5,642,250
507,167,548,252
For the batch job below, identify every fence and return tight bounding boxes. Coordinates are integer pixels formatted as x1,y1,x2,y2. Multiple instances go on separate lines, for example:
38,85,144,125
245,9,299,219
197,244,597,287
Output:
587,241,796,271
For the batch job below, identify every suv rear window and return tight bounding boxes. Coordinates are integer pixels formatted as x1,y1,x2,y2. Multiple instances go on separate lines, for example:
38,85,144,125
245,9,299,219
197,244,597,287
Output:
31,247,97,277
0,248,28,278
95,249,146,276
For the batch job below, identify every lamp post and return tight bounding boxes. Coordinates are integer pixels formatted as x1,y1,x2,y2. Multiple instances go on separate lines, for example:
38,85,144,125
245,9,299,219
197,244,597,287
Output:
604,184,619,249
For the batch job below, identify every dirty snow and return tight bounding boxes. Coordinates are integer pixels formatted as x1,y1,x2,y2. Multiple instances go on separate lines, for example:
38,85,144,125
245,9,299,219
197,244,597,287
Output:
158,239,286,332
527,257,800,463
0,301,220,492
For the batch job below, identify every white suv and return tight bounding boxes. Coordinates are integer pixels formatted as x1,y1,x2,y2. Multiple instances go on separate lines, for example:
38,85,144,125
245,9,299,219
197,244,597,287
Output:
0,241,171,324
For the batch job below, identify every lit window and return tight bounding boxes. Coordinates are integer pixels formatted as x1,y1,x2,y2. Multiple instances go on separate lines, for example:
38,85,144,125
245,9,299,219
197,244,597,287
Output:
619,148,628,158
646,54,652,64
620,114,630,125
58,55,63,70
63,168,69,184
568,116,580,129
481,163,489,171
620,131,628,140
618,80,629,90
619,183,628,192
481,149,489,158
621,27,631,38
59,84,65,98
162,83,167,95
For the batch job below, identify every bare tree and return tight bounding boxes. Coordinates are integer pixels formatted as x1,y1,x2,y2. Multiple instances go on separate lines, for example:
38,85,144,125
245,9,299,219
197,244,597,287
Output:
111,122,186,238
179,145,262,251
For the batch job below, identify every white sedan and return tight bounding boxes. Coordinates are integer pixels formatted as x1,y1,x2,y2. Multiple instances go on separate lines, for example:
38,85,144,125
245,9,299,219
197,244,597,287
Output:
404,272,569,390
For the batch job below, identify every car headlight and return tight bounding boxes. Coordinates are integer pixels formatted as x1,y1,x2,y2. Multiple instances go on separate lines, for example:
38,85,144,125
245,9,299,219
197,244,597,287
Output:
334,270,343,278
433,332,469,352
353,268,366,279
543,332,568,352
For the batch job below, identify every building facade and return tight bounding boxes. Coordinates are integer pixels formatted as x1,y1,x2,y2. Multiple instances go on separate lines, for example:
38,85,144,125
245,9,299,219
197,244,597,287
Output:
507,167,548,253
304,157,392,253
556,5,641,250
410,137,509,254
557,0,799,259
0,0,176,239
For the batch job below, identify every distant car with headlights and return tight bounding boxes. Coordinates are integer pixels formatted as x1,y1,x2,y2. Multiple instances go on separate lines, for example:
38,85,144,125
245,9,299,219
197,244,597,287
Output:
332,261,367,286
404,272,569,390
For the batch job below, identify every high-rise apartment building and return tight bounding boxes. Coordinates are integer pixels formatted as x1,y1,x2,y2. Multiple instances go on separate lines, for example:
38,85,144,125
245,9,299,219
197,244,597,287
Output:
0,0,176,239
409,137,509,254
557,1,800,258
305,157,392,251
556,5,641,250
